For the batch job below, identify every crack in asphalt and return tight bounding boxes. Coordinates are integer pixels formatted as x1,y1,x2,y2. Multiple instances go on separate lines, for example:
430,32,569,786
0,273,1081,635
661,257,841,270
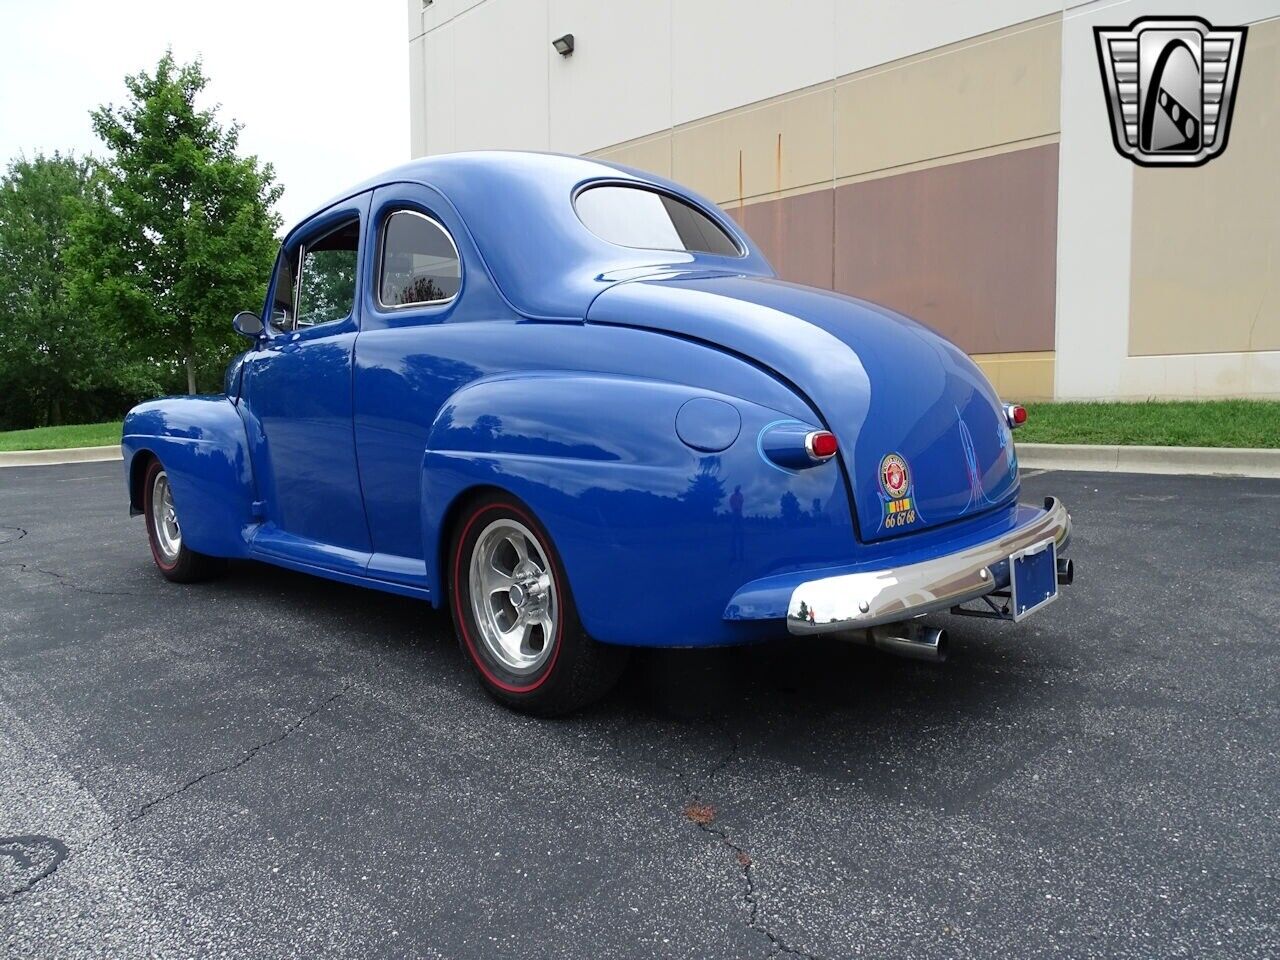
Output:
0,679,354,904
0,561,142,598
0,527,137,598
642,719,825,960
121,679,354,828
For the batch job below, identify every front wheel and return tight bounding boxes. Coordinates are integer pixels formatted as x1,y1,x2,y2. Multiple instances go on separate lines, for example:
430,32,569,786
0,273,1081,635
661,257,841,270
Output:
142,458,225,583
450,493,627,715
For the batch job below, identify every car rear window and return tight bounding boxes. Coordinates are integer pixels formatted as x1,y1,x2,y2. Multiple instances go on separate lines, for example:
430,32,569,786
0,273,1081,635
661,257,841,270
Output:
574,185,741,257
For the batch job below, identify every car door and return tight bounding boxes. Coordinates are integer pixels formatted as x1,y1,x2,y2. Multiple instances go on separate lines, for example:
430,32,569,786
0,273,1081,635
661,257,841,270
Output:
241,193,373,574
352,184,476,588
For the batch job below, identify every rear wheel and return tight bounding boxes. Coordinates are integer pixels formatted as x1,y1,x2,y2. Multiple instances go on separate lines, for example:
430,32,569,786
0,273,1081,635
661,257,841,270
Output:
142,459,225,583
450,493,627,715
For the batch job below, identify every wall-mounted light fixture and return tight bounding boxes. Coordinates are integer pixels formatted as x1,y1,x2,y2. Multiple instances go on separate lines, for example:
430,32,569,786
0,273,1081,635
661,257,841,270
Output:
552,34,575,57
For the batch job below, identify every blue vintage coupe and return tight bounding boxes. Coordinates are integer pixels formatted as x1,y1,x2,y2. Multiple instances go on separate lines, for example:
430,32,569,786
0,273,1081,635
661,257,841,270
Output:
122,151,1073,714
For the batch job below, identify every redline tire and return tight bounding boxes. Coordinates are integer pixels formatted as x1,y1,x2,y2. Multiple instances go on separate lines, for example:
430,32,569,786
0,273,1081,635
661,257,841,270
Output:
141,458,225,583
449,492,627,715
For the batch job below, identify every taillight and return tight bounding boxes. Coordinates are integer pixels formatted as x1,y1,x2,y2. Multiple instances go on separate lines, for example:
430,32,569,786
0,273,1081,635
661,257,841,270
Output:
1003,404,1027,430
805,430,838,461
759,423,839,469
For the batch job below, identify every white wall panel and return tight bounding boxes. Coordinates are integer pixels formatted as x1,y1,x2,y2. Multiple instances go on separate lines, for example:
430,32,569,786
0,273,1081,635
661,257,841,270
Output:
408,0,423,40
422,25,457,155
548,0,672,155
409,35,428,157
421,0,489,35
834,1,1063,76
448,0,550,151
1053,0,1133,400
670,0,836,124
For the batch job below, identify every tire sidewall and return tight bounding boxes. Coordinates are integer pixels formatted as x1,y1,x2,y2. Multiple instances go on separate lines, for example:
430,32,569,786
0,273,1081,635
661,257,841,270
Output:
451,497,572,699
142,459,181,573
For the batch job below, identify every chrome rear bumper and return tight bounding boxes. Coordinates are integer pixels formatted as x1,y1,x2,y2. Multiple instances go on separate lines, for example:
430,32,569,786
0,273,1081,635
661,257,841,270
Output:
787,497,1071,635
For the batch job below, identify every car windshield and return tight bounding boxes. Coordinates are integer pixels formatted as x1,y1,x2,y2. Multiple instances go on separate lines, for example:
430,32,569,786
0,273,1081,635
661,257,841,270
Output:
574,185,740,257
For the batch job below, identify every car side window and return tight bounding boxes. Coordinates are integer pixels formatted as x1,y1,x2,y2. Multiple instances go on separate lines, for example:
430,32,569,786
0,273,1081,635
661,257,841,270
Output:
294,219,360,329
379,210,461,308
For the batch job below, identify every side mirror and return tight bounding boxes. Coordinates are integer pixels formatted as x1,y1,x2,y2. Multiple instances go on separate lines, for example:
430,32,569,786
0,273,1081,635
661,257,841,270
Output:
232,310,265,340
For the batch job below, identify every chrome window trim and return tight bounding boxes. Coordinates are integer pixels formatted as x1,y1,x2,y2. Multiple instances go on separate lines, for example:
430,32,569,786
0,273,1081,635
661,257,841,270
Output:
290,245,304,331
376,209,462,311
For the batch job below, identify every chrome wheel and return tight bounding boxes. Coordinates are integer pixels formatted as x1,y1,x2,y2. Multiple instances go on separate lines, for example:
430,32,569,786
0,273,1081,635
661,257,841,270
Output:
151,470,182,562
468,518,558,674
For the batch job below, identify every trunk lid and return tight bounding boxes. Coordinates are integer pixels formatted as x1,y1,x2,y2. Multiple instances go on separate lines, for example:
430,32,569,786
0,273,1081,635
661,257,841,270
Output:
587,272,1019,542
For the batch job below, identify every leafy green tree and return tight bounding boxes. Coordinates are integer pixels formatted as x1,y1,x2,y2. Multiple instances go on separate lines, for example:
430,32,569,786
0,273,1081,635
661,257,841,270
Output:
71,52,282,395
0,153,132,427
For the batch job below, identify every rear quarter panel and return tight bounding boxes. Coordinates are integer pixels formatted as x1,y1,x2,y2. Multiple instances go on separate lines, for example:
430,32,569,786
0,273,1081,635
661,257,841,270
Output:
422,369,858,647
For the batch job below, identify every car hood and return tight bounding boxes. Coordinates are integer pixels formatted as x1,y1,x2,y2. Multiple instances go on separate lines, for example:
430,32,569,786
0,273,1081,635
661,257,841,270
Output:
587,271,1019,542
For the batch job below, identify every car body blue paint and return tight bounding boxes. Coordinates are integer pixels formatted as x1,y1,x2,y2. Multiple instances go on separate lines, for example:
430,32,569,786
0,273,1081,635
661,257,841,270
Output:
586,274,1020,541
417,371,851,646
122,151,1063,648
240,191,373,558
675,397,742,453
122,396,257,559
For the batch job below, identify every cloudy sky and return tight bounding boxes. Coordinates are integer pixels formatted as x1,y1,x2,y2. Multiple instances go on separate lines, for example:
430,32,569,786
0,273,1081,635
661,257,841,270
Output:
0,0,409,229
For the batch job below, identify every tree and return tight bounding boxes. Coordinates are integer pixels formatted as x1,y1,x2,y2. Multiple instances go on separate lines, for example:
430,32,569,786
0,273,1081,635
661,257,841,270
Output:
0,153,129,427
71,52,282,395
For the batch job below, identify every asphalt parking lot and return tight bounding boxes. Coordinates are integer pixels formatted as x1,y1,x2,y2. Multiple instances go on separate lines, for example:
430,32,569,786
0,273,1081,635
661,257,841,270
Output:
1,462,1277,959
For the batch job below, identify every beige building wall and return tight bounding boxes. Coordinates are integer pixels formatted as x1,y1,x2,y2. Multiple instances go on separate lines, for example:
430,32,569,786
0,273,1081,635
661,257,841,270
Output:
594,15,1064,399
831,17,1061,181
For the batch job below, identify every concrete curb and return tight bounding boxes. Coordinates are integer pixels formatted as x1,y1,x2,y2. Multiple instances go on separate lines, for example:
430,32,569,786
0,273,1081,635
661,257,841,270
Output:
2,441,1276,479
0,445,122,468
1017,443,1280,479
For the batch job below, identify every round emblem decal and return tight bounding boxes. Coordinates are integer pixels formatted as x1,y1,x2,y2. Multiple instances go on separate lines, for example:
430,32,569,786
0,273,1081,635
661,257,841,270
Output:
879,453,910,499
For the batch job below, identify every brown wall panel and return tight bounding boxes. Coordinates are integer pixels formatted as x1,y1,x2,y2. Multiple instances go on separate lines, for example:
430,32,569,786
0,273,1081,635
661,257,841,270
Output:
832,144,1059,355
728,189,835,291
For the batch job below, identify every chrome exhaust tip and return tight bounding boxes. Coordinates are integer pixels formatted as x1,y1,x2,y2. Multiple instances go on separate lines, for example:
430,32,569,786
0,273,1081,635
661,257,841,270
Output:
1056,557,1074,586
870,623,949,662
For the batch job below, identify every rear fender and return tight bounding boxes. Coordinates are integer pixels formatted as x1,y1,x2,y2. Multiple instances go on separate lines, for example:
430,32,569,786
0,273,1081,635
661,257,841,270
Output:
421,373,856,647
122,396,256,559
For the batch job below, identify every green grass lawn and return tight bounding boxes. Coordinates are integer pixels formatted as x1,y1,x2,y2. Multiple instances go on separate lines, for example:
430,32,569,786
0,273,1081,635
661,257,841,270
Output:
1018,400,1279,448
0,421,123,452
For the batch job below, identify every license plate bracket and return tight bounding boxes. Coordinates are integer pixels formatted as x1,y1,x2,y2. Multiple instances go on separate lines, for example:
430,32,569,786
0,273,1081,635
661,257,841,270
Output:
1009,538,1058,622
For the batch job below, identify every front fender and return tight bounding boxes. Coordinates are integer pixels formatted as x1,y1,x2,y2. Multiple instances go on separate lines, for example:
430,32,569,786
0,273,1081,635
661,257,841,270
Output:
122,396,256,559
421,373,857,647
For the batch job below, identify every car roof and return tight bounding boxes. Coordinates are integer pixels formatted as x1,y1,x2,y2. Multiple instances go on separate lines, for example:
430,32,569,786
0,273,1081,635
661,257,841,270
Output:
290,151,774,321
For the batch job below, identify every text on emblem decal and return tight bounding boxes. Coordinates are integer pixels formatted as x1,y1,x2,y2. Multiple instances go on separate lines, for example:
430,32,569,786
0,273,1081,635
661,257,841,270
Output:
878,453,919,530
